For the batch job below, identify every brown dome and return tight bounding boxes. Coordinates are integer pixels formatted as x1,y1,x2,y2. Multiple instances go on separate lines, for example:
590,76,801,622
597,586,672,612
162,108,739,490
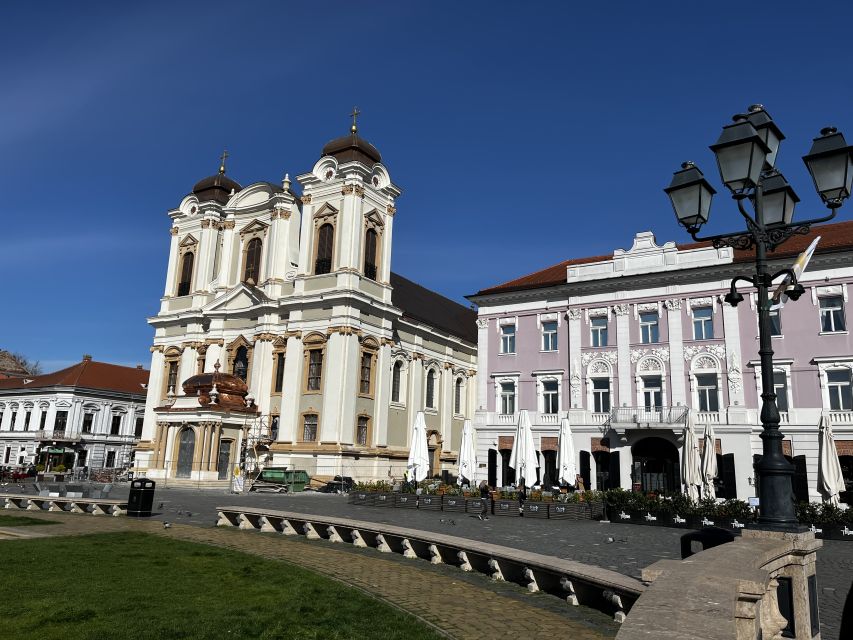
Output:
192,171,242,205
321,132,382,166
182,366,253,411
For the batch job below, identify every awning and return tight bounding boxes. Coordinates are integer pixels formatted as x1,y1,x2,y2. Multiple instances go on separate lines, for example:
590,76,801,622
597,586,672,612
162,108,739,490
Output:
47,448,66,454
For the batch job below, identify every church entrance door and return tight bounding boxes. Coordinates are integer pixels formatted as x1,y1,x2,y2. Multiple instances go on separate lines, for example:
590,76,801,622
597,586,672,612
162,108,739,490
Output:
176,428,195,478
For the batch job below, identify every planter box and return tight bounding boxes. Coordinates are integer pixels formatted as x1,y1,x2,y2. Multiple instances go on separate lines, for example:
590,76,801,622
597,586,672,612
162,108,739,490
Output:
374,492,397,507
493,499,520,517
395,494,418,509
550,503,589,520
442,496,467,512
348,491,375,506
465,498,486,514
815,525,853,541
418,495,443,510
523,502,549,519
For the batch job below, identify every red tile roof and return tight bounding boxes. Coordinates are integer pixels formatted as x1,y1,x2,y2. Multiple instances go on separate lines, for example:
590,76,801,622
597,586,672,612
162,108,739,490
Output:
0,358,149,396
474,219,853,297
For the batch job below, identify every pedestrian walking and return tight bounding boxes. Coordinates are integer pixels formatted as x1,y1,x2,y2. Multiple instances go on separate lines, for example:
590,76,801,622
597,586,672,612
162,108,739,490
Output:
517,480,527,515
478,480,490,520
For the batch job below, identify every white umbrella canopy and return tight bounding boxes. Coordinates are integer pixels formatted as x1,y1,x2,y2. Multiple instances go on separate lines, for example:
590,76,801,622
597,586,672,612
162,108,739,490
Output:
456,419,477,486
509,409,539,486
407,411,431,482
557,418,578,486
701,422,718,500
818,414,845,506
681,412,702,502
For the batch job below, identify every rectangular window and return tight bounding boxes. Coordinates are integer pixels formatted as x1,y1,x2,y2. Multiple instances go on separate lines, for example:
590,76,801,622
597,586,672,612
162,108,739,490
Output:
500,382,516,415
105,451,116,468
55,411,68,432
500,325,516,354
302,414,318,441
642,375,662,410
454,380,462,414
820,296,846,333
360,352,373,395
692,307,714,340
590,317,608,347
166,360,179,394
769,309,782,336
426,372,436,409
270,415,279,440
23,411,31,431
356,416,369,446
542,380,559,414
592,378,611,413
827,369,853,411
82,413,94,434
134,417,144,439
696,374,719,412
110,415,122,436
39,412,47,430
391,362,402,403
274,352,285,393
640,312,659,344
541,321,558,351
773,371,789,413
307,350,323,391
10,411,17,430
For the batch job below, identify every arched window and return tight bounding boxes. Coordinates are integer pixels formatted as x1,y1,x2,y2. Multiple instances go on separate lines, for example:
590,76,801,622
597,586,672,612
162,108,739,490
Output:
233,346,249,381
243,238,262,284
177,252,194,296
392,361,403,403
426,370,436,409
364,228,378,280
315,224,334,274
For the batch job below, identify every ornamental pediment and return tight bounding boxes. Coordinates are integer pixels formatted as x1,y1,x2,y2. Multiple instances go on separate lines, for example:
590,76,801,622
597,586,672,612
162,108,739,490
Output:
203,284,267,314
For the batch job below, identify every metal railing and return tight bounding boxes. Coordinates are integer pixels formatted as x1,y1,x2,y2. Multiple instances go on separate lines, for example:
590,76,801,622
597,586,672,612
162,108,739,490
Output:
609,406,689,425
35,430,81,442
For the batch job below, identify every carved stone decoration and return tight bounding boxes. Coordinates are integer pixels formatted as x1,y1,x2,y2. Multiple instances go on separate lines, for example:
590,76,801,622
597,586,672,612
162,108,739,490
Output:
689,296,714,308
630,347,670,364
569,360,582,405
567,308,582,320
637,357,664,372
170,226,179,236
354,185,365,197
222,220,236,230
683,343,727,362
341,185,354,195
581,350,618,367
728,351,742,394
613,304,630,316
589,361,611,375
636,302,658,313
200,220,211,229
476,318,489,329
694,355,718,370
302,193,312,204
386,204,396,215
664,298,682,310
587,307,608,318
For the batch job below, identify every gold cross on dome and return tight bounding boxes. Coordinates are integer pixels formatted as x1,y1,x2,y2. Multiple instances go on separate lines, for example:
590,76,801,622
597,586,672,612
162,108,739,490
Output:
219,149,229,174
350,107,361,133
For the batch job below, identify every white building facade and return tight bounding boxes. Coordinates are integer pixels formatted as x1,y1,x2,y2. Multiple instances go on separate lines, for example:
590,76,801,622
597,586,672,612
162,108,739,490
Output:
135,127,477,487
0,357,148,471
468,224,853,503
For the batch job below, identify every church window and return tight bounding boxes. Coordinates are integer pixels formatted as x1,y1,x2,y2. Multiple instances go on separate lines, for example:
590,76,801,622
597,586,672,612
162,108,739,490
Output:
233,346,249,381
177,252,194,296
426,370,437,409
392,361,403,403
364,228,378,280
166,360,179,395
356,416,369,446
302,414,318,442
274,352,285,393
454,378,463,414
315,224,334,275
307,349,323,391
243,238,262,284
360,352,373,395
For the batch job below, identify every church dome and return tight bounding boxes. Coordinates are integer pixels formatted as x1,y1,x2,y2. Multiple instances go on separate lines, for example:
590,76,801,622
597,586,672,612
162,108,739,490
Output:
182,363,253,411
192,171,242,205
322,132,382,166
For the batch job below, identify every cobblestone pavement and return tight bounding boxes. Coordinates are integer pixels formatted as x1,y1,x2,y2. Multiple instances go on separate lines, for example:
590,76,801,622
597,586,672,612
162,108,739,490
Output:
0,510,617,640
5,483,851,639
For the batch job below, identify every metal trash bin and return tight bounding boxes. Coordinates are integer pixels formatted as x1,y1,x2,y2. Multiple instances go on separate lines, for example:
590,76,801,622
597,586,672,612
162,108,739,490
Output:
127,478,156,517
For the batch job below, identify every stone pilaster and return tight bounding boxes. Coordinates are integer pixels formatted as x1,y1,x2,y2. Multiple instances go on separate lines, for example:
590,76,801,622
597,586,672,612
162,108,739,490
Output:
614,304,631,407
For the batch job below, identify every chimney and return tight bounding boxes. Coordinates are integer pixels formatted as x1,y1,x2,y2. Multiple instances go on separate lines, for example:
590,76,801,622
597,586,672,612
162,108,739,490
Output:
82,354,92,362
136,364,143,369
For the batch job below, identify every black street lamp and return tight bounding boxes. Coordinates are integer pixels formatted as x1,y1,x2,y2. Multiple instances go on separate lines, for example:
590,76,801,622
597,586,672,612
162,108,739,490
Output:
665,105,853,530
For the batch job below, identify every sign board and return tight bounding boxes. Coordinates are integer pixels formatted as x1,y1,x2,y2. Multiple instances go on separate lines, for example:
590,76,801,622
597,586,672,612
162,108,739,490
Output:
748,497,760,507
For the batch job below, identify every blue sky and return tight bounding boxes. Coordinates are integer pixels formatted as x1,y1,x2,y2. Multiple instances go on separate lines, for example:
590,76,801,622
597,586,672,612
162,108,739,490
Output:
2,1,852,372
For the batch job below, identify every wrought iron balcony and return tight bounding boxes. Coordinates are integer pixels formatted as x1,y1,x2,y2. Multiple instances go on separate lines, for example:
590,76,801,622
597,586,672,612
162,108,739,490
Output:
607,406,689,429
35,430,81,442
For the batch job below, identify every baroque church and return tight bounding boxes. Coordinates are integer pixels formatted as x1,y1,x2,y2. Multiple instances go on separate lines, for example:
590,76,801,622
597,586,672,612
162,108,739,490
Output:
135,119,478,486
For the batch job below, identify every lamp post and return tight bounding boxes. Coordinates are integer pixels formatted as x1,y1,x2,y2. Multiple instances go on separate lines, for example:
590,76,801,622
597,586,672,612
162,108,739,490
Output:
665,105,853,530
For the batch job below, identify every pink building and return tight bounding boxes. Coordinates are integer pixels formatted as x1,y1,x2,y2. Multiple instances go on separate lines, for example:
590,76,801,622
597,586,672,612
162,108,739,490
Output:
468,220,853,502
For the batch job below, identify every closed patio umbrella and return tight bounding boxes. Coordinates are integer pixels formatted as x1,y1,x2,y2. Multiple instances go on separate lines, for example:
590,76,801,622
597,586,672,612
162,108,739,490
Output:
456,419,477,486
681,412,702,502
407,411,430,483
509,409,538,486
557,417,577,487
701,422,718,500
818,413,845,506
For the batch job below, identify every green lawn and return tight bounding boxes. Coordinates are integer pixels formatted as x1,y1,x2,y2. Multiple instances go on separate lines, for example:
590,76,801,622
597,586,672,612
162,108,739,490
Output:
0,513,58,526
0,532,443,640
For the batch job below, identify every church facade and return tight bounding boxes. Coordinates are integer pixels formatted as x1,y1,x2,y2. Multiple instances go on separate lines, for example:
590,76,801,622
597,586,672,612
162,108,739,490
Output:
135,125,477,487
